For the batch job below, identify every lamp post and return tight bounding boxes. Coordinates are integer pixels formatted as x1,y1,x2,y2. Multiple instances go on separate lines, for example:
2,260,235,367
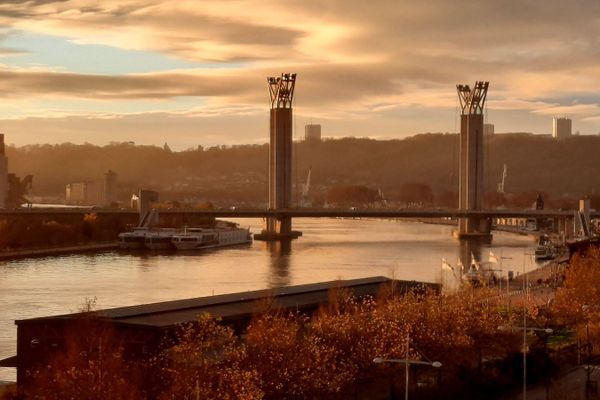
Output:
582,304,599,399
373,357,442,400
498,325,553,400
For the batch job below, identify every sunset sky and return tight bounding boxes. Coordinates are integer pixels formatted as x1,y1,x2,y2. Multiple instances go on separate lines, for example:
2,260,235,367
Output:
0,0,599,149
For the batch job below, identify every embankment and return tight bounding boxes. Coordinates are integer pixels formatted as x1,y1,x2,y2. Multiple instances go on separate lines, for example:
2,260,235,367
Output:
0,242,119,260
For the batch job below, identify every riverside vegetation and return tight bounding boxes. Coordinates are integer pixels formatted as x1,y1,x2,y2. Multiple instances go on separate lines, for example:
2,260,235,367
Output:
3,247,600,399
0,213,133,251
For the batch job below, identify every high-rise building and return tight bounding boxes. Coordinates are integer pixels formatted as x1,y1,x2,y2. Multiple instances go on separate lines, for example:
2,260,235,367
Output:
66,181,103,205
103,170,118,205
553,117,572,140
0,134,8,209
304,124,321,142
483,123,494,136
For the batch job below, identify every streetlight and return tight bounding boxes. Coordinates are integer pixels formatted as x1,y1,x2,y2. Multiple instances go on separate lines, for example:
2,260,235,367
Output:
582,305,599,399
372,357,442,400
498,325,553,400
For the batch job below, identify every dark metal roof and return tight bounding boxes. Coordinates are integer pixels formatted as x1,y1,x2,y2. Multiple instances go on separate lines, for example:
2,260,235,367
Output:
16,276,428,329
0,355,17,367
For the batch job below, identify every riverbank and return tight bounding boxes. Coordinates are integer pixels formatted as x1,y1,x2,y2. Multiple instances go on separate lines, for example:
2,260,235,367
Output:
0,242,119,260
406,217,544,239
493,224,543,238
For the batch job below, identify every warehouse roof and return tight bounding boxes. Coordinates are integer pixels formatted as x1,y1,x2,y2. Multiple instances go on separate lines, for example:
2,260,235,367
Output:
16,276,433,329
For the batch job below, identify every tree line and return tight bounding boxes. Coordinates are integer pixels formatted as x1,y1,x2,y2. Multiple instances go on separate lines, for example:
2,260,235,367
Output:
6,134,600,207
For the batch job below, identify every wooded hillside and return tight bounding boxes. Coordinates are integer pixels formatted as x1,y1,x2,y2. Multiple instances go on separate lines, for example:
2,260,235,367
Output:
6,133,600,207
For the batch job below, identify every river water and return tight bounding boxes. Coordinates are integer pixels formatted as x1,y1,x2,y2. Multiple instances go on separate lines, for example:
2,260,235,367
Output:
0,218,539,381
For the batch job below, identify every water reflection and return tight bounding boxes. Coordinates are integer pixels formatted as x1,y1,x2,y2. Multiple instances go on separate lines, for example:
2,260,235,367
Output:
0,218,537,382
265,240,292,288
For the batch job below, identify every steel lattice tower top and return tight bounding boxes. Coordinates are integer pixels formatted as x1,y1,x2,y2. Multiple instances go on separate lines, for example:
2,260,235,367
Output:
267,73,296,109
456,81,489,115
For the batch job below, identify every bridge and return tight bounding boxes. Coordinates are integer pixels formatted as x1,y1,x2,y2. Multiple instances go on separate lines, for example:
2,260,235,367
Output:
0,206,590,240
4,76,594,241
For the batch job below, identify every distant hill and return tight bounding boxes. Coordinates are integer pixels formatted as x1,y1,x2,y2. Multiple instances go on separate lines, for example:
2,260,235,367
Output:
5,133,600,206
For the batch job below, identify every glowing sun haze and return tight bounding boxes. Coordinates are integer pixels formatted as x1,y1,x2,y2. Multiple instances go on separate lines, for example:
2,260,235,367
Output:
0,0,599,149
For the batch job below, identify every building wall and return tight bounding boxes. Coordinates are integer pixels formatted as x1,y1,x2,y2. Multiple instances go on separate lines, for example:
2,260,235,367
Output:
103,170,118,205
483,123,494,136
304,124,321,142
553,117,572,140
65,181,104,205
0,156,7,209
0,134,8,209
66,182,86,204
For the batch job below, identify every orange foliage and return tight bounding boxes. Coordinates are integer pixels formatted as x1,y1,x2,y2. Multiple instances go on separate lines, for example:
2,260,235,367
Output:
158,313,262,400
15,287,541,399
25,317,143,400
554,247,600,323
553,246,600,356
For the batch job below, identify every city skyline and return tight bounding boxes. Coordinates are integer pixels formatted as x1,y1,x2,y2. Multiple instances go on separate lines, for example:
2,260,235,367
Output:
0,0,599,149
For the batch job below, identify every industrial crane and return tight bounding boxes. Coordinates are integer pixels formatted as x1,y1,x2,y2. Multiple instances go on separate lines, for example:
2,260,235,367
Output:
497,164,507,194
302,167,311,198
300,167,311,207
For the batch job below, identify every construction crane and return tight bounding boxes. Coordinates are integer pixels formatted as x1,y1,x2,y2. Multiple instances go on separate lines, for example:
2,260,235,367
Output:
302,167,311,198
300,167,311,207
377,188,387,206
497,164,507,194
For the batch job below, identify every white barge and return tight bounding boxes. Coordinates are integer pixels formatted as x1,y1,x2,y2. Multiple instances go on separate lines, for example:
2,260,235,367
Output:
117,227,149,250
118,224,251,251
171,227,252,250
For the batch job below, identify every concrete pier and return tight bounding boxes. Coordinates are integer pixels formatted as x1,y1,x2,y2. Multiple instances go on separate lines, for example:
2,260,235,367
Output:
256,73,302,241
453,81,492,242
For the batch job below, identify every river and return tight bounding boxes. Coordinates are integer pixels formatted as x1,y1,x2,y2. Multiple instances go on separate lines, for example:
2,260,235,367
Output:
0,218,539,381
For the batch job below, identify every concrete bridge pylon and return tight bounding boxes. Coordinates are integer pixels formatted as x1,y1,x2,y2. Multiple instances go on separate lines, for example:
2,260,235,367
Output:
255,73,302,241
453,81,493,242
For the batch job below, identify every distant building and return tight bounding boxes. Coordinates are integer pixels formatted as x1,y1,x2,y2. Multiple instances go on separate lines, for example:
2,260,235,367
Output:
0,134,8,209
66,170,118,206
483,123,494,136
66,181,103,205
305,124,322,142
553,117,572,140
66,182,85,204
103,170,118,206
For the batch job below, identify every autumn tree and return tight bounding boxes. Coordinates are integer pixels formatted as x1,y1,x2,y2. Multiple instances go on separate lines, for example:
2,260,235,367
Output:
325,185,380,207
25,317,143,400
553,246,600,360
398,182,434,206
158,313,262,400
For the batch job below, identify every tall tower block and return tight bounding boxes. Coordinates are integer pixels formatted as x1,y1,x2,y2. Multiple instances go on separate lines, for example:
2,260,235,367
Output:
453,81,492,241
255,73,302,240
103,170,118,206
0,134,8,209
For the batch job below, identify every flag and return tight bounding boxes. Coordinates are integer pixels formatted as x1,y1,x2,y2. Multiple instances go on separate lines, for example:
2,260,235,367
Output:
457,259,464,274
442,258,454,272
442,258,458,280
471,252,479,271
489,251,499,264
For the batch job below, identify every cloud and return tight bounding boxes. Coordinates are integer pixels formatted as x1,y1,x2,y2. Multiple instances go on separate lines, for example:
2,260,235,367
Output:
0,69,256,99
533,104,600,116
0,0,598,145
